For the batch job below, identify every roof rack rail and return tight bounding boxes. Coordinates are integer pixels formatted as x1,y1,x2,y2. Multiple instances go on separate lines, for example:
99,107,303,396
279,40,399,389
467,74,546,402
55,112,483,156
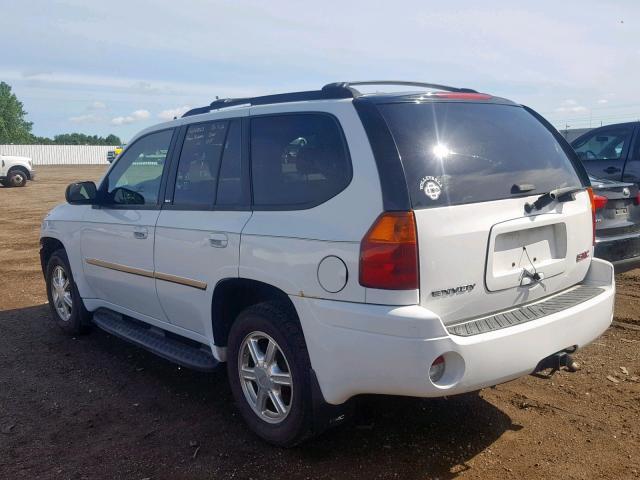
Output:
181,80,478,118
182,88,353,118
322,80,478,95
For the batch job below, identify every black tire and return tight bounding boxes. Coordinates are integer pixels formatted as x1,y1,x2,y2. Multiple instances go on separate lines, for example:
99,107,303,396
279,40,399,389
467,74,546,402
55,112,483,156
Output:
0,180,6,187
6,169,28,187
227,301,316,446
45,249,91,334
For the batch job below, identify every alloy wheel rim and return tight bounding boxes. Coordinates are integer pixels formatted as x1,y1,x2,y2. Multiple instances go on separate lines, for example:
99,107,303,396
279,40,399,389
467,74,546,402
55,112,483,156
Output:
12,173,24,185
238,331,293,424
51,265,72,321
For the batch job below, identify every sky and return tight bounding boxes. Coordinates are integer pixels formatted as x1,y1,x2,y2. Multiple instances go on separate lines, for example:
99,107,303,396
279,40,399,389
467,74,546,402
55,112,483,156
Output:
1,0,639,142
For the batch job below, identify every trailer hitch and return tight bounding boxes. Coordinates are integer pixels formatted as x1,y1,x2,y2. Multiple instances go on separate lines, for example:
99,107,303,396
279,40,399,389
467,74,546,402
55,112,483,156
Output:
532,350,580,378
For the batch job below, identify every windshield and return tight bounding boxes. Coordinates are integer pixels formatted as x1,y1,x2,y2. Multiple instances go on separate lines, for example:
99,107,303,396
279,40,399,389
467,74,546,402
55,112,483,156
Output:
378,102,583,209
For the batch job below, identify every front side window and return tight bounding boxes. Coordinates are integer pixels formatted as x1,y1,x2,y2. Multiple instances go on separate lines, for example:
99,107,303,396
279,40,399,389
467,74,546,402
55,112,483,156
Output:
250,114,351,208
106,129,173,206
173,121,228,208
572,126,633,161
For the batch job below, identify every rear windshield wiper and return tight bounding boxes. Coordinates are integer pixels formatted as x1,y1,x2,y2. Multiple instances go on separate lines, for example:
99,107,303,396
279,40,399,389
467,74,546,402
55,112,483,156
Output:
524,186,584,213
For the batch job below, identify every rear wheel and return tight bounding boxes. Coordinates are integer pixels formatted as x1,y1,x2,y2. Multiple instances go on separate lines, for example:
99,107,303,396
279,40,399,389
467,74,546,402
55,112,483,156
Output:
6,169,28,187
45,249,91,334
227,302,315,446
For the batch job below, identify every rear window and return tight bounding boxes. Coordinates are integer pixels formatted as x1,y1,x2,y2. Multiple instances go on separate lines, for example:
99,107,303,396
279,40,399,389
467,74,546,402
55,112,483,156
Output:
378,102,583,209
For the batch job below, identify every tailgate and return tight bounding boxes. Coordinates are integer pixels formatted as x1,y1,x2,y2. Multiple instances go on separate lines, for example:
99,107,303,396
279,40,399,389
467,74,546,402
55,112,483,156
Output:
415,191,593,325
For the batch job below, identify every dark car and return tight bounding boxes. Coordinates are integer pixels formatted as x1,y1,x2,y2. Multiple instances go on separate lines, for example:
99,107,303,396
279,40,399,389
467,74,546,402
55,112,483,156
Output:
590,176,640,272
572,122,640,184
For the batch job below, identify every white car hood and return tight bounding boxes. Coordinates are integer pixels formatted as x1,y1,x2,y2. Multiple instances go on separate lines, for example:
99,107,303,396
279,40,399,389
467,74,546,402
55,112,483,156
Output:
1,155,32,163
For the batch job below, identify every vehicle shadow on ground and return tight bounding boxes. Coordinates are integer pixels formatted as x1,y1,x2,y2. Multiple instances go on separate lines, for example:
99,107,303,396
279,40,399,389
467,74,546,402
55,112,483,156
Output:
0,305,518,480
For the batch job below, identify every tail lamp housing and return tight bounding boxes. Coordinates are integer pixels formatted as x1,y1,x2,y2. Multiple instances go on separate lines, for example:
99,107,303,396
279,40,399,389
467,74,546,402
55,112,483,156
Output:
359,211,419,290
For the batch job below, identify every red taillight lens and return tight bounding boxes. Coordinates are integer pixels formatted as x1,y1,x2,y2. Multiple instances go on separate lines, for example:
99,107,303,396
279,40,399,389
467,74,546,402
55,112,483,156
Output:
634,192,640,206
593,194,608,210
427,92,492,100
588,187,596,245
359,211,418,290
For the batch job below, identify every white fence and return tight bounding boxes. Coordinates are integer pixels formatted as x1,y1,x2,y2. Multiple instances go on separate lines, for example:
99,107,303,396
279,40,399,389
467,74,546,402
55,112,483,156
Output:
0,145,117,165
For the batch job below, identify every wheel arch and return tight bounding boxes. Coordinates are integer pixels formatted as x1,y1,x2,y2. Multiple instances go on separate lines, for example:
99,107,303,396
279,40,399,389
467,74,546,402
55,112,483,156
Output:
40,236,66,275
211,278,300,348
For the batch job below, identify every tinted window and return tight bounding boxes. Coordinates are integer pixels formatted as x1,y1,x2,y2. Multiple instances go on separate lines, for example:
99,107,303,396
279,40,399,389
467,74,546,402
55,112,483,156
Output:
572,126,633,161
106,129,173,205
378,102,582,209
216,120,244,206
173,121,228,208
250,114,351,208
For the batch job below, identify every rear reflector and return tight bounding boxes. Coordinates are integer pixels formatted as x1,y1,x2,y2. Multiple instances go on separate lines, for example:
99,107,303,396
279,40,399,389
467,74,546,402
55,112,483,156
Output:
429,355,446,383
587,187,596,245
359,212,419,290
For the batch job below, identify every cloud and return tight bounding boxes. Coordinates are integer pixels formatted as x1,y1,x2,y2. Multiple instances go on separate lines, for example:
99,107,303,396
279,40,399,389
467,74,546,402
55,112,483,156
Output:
111,109,151,125
597,99,608,104
69,113,101,124
90,101,107,110
555,99,588,113
158,105,191,120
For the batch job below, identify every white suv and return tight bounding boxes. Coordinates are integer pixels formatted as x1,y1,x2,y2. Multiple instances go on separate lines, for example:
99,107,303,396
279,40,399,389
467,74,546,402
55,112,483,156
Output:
40,81,615,446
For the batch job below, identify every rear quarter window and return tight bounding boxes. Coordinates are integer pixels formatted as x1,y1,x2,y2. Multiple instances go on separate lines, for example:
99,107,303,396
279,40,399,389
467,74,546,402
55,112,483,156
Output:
250,113,351,209
378,102,583,209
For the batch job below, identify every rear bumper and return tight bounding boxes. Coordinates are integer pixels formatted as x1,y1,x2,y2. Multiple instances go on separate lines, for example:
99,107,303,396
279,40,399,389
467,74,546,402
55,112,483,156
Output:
292,258,614,405
595,234,640,272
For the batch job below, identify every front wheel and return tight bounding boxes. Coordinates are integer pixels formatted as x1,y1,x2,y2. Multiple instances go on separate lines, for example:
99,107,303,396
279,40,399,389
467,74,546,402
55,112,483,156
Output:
227,302,315,446
6,169,28,187
45,249,91,334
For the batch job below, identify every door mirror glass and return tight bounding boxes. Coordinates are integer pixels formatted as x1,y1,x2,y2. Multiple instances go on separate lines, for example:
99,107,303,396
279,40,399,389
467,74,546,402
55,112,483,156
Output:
65,181,97,204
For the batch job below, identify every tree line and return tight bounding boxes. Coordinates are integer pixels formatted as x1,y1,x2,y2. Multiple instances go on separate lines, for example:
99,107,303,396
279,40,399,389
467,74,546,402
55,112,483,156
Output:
0,81,122,146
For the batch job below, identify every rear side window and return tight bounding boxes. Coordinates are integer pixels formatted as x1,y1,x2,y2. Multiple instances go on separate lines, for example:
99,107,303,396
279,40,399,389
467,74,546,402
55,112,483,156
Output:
173,121,228,208
378,102,583,209
250,114,351,208
572,126,633,161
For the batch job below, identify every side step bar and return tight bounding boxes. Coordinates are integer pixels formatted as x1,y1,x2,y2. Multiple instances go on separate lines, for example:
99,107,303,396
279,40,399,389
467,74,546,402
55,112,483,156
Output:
92,309,219,372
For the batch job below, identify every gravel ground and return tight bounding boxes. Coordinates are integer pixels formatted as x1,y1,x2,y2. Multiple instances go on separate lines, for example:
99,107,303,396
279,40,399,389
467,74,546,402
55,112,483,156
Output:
0,166,639,480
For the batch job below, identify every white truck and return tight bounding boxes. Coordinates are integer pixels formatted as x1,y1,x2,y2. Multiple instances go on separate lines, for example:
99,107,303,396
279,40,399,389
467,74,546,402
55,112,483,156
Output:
0,154,35,187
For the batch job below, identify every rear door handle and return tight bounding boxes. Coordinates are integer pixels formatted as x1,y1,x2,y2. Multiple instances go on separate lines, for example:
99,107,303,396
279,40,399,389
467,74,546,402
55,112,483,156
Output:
209,233,228,248
133,227,148,239
604,166,621,174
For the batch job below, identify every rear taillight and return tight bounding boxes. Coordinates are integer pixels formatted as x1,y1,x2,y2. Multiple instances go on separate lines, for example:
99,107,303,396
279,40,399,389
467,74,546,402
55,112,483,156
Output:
635,192,640,206
587,187,596,245
593,194,608,210
359,211,418,290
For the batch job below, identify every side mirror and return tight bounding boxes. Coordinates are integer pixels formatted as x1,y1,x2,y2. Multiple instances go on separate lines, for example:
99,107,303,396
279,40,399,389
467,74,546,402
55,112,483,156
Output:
65,181,98,204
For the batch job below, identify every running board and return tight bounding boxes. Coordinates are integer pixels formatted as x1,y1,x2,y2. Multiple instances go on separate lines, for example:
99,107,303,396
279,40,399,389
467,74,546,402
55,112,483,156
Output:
92,309,219,372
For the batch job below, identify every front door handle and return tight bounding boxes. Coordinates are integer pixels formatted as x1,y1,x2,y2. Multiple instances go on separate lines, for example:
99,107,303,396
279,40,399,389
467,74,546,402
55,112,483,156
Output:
133,227,148,239
209,233,228,248
604,166,621,174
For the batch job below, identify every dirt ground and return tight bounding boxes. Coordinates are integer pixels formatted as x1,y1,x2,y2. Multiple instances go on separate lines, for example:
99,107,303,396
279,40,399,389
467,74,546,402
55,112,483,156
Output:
1,166,639,480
